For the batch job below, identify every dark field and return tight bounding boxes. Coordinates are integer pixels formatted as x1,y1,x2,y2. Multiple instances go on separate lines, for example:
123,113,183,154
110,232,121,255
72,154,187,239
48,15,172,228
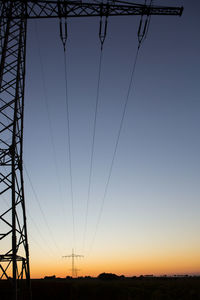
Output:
1,277,200,300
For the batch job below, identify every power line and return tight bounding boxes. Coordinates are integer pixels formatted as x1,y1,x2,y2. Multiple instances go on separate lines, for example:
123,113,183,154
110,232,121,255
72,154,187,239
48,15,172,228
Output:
82,48,104,253
28,232,54,258
28,228,56,258
1,166,56,256
34,19,69,249
63,46,76,250
89,45,140,255
26,211,57,257
82,12,108,254
88,0,152,255
24,164,62,254
34,20,65,217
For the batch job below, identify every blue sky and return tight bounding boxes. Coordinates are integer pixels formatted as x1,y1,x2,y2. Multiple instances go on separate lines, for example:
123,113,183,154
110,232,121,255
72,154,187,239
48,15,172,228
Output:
19,0,200,277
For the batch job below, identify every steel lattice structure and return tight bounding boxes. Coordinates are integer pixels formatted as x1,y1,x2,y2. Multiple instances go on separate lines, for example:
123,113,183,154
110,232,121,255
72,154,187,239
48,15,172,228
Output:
0,2,30,299
0,1,183,299
0,1,183,19
63,248,84,278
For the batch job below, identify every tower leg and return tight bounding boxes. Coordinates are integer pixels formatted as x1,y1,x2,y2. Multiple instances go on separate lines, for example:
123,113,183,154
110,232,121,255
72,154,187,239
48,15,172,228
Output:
0,3,31,299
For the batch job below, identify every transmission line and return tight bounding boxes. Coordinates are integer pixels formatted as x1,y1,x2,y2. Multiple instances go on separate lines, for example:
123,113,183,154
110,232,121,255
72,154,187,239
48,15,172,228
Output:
34,20,65,217
89,47,140,254
60,17,76,249
88,0,153,255
82,48,104,253
63,51,76,249
34,20,69,250
82,14,108,253
28,227,56,258
24,165,62,254
26,211,57,257
28,232,55,258
1,166,56,256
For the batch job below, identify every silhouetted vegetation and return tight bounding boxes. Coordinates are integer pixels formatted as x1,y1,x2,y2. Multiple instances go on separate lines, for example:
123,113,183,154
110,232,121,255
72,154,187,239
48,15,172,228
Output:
0,276,200,299
44,275,56,280
98,272,121,280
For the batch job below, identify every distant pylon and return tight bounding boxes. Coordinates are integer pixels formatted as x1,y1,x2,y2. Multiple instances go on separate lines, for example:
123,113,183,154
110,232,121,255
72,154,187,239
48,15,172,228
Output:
62,249,84,277
72,268,80,278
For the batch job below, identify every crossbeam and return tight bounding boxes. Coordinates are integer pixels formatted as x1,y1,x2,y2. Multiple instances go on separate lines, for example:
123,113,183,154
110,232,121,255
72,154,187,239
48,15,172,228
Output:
0,1,183,19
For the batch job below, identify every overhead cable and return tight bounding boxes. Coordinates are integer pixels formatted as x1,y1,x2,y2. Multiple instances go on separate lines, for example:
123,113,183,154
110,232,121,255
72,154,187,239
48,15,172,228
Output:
138,0,153,47
88,9,150,253
89,46,140,254
27,211,57,257
60,17,76,249
24,164,62,254
82,48,104,253
34,20,65,221
82,13,108,253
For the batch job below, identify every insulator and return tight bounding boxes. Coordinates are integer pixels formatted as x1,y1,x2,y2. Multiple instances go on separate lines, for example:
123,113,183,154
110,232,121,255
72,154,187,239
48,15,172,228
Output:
99,15,108,50
59,18,68,51
137,1,152,48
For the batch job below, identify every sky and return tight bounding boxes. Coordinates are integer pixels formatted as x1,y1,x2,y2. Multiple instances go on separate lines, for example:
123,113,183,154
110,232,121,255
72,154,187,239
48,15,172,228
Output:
3,0,199,278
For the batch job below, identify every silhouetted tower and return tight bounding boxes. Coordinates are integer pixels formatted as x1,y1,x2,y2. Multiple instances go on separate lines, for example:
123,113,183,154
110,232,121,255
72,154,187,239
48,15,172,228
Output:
0,1,183,299
0,3,30,300
63,249,84,277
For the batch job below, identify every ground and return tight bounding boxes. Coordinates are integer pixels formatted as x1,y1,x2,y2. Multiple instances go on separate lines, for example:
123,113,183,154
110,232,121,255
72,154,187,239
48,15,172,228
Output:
0,277,200,300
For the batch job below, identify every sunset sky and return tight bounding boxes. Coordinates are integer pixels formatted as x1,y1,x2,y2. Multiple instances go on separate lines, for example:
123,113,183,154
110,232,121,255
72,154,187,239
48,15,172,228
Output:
6,0,199,278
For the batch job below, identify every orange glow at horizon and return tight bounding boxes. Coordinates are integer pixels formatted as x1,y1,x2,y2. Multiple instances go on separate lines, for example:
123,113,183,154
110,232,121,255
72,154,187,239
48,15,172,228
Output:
30,251,200,278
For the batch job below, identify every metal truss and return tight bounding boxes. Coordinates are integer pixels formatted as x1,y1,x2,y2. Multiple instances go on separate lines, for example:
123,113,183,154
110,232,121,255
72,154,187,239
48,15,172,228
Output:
0,1,183,299
63,248,84,278
0,2,30,299
0,1,183,19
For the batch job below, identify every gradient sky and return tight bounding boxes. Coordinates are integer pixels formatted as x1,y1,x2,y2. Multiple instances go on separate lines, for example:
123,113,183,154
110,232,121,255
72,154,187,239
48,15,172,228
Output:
9,0,200,278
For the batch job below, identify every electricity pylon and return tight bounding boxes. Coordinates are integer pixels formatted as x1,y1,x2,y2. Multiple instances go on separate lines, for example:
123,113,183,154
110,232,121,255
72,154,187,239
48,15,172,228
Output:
0,1,183,299
63,249,84,278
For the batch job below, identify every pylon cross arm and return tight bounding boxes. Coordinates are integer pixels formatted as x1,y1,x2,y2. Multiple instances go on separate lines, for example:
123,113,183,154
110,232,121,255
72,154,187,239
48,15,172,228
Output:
0,1,183,19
